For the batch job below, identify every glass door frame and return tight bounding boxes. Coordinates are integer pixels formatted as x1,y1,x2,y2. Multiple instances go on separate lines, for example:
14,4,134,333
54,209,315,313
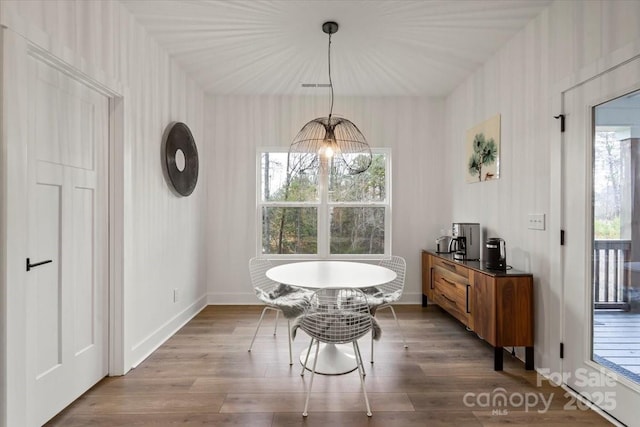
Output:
554,53,640,427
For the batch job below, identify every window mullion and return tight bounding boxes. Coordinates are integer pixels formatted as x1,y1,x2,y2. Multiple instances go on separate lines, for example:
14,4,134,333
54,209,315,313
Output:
317,158,329,257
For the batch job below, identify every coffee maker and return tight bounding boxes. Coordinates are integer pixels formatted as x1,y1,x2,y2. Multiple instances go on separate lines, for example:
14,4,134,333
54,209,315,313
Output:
449,223,480,261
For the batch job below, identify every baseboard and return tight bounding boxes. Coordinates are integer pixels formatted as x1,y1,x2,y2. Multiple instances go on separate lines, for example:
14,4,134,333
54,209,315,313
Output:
398,292,422,304
207,292,261,305
129,294,208,369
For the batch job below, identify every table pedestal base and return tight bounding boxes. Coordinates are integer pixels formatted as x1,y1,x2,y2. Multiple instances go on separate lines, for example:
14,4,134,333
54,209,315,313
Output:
300,343,358,375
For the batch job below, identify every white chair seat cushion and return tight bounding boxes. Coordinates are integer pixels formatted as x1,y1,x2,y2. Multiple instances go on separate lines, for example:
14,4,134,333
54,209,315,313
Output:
362,287,402,313
255,284,313,319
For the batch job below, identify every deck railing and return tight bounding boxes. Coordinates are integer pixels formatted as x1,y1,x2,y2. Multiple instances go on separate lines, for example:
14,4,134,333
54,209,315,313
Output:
593,239,631,310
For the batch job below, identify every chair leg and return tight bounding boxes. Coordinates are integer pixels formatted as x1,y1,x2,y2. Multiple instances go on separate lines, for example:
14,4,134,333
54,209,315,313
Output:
273,310,280,336
354,341,372,417
389,306,408,348
248,306,272,352
287,319,293,366
302,340,321,417
370,328,374,364
354,339,366,377
301,337,314,377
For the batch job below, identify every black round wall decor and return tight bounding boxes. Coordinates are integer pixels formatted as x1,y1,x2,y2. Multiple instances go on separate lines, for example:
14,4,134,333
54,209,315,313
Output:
164,122,199,196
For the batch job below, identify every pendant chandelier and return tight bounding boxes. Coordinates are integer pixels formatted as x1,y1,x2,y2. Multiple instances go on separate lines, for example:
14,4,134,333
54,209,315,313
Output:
289,21,372,175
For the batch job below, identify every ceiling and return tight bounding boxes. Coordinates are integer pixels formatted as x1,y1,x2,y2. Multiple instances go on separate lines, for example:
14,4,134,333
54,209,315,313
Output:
120,0,552,97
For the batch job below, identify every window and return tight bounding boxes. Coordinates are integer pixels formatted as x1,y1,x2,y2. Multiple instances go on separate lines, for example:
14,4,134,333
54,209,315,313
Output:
258,149,391,258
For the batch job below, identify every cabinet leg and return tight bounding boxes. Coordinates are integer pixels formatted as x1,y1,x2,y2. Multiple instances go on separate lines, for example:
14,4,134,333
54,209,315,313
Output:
422,294,428,307
525,346,534,370
494,347,503,371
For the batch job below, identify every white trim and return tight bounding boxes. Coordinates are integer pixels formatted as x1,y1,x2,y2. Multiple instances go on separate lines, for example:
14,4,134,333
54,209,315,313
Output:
550,88,563,375
2,29,38,427
108,95,127,376
5,27,127,427
553,38,640,426
0,7,123,96
22,40,128,378
553,40,640,96
208,292,262,305
255,149,262,258
318,156,329,256
256,147,392,258
130,295,208,368
1,25,127,425
552,38,640,379
0,150,4,424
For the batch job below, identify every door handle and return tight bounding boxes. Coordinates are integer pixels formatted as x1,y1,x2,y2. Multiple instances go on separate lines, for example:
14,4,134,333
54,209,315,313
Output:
26,258,53,272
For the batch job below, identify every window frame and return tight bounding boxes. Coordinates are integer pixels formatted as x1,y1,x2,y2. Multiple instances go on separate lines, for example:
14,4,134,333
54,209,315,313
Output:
256,147,392,260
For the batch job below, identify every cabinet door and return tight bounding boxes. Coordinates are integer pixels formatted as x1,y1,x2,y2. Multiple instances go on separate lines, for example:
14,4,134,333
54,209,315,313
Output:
422,252,434,302
495,277,534,347
472,271,496,346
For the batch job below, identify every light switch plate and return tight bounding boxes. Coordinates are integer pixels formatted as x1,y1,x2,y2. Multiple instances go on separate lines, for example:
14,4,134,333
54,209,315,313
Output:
528,214,545,230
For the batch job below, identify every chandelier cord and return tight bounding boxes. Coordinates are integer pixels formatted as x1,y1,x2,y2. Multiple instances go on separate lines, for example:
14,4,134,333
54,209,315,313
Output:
328,32,334,119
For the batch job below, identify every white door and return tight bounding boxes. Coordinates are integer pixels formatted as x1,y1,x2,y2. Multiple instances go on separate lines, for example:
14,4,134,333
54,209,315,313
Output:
562,56,640,426
25,54,109,426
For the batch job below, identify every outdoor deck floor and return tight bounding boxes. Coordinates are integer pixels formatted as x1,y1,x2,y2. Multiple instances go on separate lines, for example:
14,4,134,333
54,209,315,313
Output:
593,311,640,383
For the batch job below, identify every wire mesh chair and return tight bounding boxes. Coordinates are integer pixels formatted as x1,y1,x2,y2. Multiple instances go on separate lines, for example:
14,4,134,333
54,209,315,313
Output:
368,255,408,363
297,288,374,417
247,257,311,365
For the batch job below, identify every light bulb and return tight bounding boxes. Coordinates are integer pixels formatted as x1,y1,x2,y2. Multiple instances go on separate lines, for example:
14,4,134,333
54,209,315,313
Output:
320,126,337,159
324,145,334,158
318,140,335,159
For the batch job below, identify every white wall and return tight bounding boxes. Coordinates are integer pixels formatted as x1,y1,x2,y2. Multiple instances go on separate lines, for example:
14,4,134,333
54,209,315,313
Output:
205,94,449,303
444,0,640,374
0,1,207,425
0,9,5,426
5,0,637,424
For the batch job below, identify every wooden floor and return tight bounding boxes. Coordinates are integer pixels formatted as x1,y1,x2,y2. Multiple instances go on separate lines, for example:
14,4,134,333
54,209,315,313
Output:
594,311,640,381
47,305,612,426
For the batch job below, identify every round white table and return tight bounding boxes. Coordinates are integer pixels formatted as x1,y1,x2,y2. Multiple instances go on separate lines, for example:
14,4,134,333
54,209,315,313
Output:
266,261,396,375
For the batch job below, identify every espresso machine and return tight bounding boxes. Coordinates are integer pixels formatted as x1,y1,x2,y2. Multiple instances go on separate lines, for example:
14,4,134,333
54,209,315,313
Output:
485,237,507,270
449,223,480,261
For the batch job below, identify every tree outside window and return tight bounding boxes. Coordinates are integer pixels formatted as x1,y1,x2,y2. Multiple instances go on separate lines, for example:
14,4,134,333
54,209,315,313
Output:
259,150,390,257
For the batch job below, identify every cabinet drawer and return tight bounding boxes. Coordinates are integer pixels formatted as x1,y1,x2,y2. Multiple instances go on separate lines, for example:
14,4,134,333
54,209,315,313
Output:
432,257,469,282
433,270,471,325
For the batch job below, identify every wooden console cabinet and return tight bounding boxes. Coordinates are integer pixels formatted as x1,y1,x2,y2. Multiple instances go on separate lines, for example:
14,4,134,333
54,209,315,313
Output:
422,250,534,371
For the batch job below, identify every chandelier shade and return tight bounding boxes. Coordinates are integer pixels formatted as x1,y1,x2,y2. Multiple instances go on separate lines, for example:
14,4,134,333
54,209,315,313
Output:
289,21,372,175
289,116,372,174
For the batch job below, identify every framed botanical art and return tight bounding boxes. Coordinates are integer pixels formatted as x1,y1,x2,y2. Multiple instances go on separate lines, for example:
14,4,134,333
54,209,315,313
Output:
466,114,500,183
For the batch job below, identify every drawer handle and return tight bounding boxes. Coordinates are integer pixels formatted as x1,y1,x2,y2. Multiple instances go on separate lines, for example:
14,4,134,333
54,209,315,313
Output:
441,277,456,286
466,284,471,314
442,261,457,271
430,267,435,290
440,293,456,305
